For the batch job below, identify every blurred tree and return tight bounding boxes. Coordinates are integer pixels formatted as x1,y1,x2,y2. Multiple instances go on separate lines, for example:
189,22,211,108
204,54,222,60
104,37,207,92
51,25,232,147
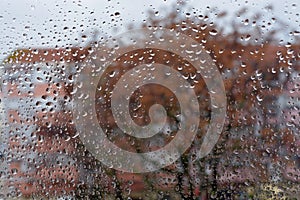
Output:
80,3,300,199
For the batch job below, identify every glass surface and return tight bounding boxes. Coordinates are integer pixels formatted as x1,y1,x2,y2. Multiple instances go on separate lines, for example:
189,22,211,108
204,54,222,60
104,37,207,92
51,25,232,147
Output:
0,0,299,199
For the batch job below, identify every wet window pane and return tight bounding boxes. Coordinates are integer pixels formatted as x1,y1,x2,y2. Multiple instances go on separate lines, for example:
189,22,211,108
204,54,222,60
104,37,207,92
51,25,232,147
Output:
0,0,299,199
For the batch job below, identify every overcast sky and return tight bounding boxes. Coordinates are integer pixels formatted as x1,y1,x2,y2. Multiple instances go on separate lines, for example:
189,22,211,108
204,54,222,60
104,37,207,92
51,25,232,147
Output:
0,0,299,62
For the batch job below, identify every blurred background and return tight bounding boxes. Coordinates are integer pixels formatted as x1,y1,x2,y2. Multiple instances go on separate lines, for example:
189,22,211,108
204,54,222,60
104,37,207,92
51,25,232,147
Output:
0,0,299,199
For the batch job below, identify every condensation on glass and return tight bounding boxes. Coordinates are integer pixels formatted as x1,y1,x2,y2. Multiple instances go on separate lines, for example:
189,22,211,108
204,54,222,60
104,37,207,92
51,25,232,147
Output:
0,0,299,199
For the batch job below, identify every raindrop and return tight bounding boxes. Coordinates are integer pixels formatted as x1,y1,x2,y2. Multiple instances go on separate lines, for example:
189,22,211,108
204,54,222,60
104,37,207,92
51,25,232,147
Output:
209,29,218,36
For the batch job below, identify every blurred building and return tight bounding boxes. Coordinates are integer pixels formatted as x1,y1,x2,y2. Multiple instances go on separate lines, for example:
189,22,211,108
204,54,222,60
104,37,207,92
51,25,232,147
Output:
0,47,89,197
